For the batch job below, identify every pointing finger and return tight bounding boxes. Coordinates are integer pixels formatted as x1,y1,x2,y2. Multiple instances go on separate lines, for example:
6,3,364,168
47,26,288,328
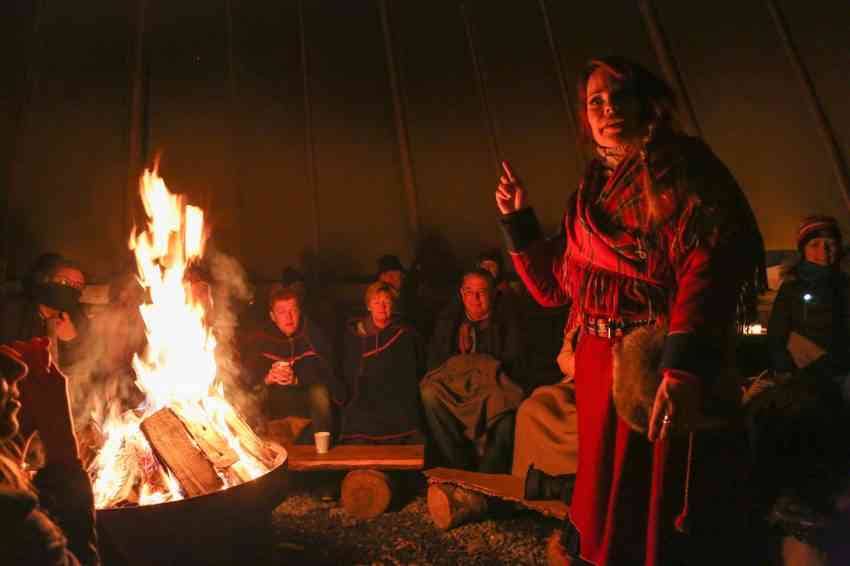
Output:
501,160,517,183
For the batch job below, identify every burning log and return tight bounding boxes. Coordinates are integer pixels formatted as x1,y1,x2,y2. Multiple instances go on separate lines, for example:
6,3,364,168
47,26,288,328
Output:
140,408,224,497
171,402,238,469
221,405,281,468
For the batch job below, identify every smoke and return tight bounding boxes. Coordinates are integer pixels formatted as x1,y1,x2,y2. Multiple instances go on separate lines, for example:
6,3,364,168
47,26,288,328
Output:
65,249,261,434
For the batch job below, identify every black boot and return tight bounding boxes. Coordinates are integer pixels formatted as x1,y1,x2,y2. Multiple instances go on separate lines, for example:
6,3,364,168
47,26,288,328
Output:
524,465,576,503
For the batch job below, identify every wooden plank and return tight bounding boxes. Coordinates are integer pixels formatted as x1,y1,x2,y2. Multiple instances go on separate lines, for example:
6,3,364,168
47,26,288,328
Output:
171,402,239,469
424,467,569,520
286,445,424,471
140,408,223,498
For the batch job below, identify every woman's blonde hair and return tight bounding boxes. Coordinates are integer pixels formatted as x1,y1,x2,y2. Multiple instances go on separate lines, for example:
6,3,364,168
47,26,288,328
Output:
364,281,397,307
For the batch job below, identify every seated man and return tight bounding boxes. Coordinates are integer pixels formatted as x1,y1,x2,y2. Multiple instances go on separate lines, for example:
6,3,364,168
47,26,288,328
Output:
339,282,424,444
421,268,523,473
0,257,89,372
243,286,342,440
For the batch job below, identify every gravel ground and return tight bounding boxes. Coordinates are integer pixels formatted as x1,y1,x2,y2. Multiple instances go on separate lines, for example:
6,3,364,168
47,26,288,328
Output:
259,476,561,566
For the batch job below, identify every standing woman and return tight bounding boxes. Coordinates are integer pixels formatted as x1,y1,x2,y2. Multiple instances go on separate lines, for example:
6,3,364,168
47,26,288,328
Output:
496,57,765,565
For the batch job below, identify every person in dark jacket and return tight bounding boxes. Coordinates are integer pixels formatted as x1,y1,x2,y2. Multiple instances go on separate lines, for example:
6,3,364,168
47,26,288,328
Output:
339,282,424,444
0,338,99,566
750,215,850,565
0,258,89,372
421,269,524,473
243,286,342,438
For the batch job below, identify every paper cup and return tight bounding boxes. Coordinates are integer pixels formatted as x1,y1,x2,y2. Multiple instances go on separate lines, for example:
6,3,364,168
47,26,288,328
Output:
314,431,331,454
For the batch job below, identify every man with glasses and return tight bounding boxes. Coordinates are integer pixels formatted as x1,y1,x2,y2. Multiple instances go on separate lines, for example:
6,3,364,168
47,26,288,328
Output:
420,268,524,473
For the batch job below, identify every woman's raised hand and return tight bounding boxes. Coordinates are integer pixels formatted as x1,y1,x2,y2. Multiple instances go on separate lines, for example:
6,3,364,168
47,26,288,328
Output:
495,160,528,215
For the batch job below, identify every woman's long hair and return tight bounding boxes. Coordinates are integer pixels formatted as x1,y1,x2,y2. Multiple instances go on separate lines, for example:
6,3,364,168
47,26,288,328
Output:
576,57,681,226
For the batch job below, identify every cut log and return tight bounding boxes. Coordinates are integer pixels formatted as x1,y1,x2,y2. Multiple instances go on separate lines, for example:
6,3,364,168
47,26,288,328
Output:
140,408,223,498
427,484,488,531
340,469,394,520
171,402,239,469
222,405,281,468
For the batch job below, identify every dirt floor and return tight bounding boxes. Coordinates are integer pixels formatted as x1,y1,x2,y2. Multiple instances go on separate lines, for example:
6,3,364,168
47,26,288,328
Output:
257,475,560,566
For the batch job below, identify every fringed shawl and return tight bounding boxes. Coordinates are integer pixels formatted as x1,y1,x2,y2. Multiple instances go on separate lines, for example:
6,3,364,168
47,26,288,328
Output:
562,134,766,328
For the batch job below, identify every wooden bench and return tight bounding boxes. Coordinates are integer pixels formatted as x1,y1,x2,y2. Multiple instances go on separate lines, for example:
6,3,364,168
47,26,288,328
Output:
286,444,425,519
424,467,569,530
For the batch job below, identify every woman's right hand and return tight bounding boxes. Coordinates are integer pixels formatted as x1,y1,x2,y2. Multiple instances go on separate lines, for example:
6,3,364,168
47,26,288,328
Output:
495,160,528,215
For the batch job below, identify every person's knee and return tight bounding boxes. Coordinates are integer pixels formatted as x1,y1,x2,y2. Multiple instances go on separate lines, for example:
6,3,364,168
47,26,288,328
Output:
419,381,440,410
307,383,331,409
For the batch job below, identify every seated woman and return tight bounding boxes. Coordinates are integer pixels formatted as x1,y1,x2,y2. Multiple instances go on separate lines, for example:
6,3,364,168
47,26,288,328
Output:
242,286,342,440
750,215,850,565
0,338,99,566
339,282,424,444
511,323,578,488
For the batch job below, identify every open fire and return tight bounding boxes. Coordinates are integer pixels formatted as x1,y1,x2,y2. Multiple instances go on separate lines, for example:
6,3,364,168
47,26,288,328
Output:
89,167,282,509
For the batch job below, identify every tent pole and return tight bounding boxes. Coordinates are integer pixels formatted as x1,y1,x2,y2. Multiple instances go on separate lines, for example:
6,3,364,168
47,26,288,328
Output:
126,0,148,240
297,0,321,282
767,0,850,214
537,0,576,134
460,2,502,171
638,0,702,138
378,0,419,255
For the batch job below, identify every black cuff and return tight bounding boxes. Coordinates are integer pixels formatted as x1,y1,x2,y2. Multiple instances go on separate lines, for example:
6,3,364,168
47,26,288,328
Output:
660,332,721,383
498,208,543,252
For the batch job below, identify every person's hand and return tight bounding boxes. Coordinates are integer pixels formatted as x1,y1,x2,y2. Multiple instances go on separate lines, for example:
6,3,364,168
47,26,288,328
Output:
648,370,701,442
12,338,79,465
53,311,78,342
264,364,296,386
495,160,528,215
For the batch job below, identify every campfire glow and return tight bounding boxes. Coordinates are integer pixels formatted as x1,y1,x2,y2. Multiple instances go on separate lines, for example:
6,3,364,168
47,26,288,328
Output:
90,167,280,509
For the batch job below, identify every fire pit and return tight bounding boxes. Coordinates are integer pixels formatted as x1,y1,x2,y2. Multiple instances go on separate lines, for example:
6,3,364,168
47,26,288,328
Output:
85,167,291,564
97,460,290,565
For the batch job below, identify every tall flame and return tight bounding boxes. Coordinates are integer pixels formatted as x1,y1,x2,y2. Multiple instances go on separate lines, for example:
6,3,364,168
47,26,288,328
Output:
89,167,275,508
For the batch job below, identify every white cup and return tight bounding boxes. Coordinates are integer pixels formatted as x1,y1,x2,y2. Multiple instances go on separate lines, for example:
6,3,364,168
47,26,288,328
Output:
314,431,331,454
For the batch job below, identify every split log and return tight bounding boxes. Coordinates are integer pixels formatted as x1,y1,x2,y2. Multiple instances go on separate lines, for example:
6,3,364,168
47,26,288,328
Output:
340,470,394,520
140,408,223,498
171,402,238,469
222,405,281,468
427,484,488,531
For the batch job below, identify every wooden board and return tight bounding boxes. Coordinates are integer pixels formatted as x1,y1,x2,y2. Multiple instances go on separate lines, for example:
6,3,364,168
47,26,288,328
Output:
286,444,424,471
140,408,224,498
424,467,569,520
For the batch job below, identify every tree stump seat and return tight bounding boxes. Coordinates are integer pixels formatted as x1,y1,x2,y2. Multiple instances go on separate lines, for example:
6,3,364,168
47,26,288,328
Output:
286,444,424,519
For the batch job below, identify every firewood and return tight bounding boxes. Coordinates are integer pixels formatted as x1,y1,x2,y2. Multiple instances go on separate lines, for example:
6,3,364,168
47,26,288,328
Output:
171,402,238,469
222,405,280,468
223,461,254,487
340,469,394,519
427,484,488,530
140,408,223,498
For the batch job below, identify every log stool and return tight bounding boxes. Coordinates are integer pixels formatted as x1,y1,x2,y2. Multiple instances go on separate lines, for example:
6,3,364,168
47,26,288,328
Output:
287,444,424,519
424,467,570,530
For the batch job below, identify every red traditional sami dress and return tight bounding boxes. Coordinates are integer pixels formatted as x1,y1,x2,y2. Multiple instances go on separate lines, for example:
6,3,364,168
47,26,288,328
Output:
499,135,764,565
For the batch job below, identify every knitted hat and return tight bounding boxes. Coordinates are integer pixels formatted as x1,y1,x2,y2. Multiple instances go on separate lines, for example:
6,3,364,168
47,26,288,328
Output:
376,254,405,276
797,215,841,251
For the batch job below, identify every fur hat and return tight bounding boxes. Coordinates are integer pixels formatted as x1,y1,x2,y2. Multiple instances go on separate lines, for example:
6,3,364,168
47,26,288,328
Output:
797,214,841,251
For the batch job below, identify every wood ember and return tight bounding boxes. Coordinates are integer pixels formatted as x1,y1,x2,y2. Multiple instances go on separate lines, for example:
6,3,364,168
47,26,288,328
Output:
140,407,223,497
